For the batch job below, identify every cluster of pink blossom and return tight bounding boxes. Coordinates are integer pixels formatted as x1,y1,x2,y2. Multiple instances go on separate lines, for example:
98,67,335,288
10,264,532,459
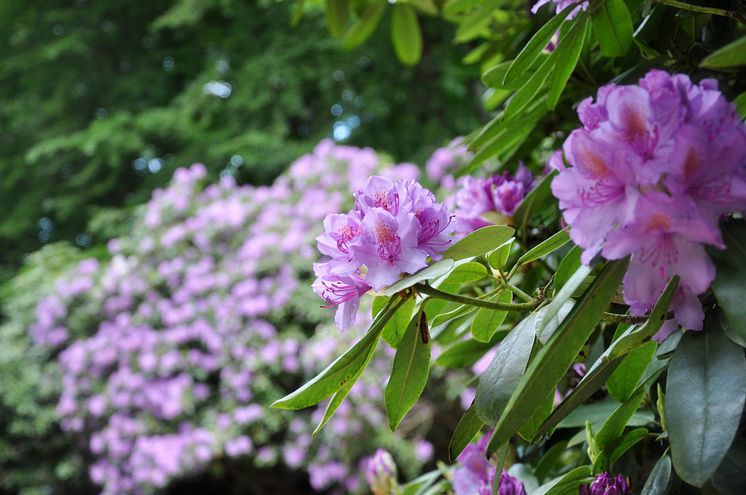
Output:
450,165,535,236
551,69,746,334
426,137,473,186
29,141,433,494
313,176,454,329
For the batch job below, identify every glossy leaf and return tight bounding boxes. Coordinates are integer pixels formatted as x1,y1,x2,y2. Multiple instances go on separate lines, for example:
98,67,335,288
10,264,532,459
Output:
382,259,455,296
475,311,538,424
381,297,416,348
504,5,574,84
435,337,494,368
554,245,581,289
342,1,386,50
488,238,514,270
448,403,485,461
471,290,512,342
701,35,746,68
536,263,591,341
557,399,654,429
488,259,628,453
514,230,570,268
272,298,403,410
641,454,672,495
592,0,634,57
313,378,356,434
666,321,746,487
607,341,657,402
532,466,594,495
711,220,746,347
595,387,646,450
609,427,648,465
443,225,515,260
547,14,589,108
391,4,422,66
503,54,555,119
385,311,432,430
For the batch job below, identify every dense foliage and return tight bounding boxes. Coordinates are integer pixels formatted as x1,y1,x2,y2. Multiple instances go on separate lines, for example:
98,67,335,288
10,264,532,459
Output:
276,1,746,494
0,0,481,271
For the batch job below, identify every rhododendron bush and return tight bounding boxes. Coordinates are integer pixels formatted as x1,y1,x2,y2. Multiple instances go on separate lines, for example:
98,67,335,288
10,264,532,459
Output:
24,142,447,494
279,0,746,492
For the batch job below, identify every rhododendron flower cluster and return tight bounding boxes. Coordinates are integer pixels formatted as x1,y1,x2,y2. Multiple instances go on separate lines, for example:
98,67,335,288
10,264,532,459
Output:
451,165,535,236
580,472,630,495
551,69,746,334
313,176,454,329
451,435,527,495
426,137,473,186
29,141,434,495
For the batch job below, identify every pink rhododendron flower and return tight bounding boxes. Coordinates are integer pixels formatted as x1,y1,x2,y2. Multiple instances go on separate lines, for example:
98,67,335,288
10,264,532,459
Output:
452,434,527,495
551,69,746,334
314,176,454,329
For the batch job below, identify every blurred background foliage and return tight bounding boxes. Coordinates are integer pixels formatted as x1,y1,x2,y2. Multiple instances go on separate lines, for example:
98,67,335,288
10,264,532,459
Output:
0,0,482,274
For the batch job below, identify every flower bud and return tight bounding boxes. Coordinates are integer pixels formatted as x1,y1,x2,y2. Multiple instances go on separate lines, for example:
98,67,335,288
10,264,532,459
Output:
365,449,399,495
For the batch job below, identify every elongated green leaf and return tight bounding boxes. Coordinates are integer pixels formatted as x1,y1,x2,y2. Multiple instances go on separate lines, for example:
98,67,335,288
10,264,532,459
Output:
475,311,538,424
592,0,634,57
711,220,746,347
482,61,513,88
443,225,515,260
536,264,592,341
430,302,477,328
383,259,455,296
547,14,589,108
503,54,555,119
596,387,646,450
532,466,593,495
701,35,746,68
504,5,574,84
488,238,514,270
607,341,657,402
385,311,432,430
488,259,628,453
609,427,648,465
313,377,356,434
436,338,495,368
272,298,403,410
554,245,581,289
712,441,746,495
381,297,416,348
471,290,512,343
325,0,350,37
513,171,557,234
641,454,672,495
448,403,485,461
666,320,746,487
515,230,570,268
342,0,386,49
391,4,422,66
534,441,568,483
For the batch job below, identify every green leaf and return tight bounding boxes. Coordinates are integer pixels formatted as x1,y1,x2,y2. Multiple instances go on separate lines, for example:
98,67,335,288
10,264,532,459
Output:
488,259,628,453
488,238,514,270
607,340,657,402
391,4,422,66
503,5,574,84
666,320,746,487
448,403,485,461
342,0,386,49
595,387,646,450
734,91,746,119
712,441,746,495
313,378,356,434
641,455,672,495
547,14,589,108
503,54,555,119
513,171,557,234
515,230,570,268
272,298,403,410
382,297,416,348
400,471,441,495
482,61,513,88
591,0,634,57
534,441,568,483
435,337,495,368
711,220,746,347
475,311,538,425
443,225,515,261
532,466,594,495
557,399,655,429
471,290,512,343
609,427,648,465
382,259,455,296
325,0,350,37
536,263,592,341
554,245,582,289
385,311,432,430
701,35,746,68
